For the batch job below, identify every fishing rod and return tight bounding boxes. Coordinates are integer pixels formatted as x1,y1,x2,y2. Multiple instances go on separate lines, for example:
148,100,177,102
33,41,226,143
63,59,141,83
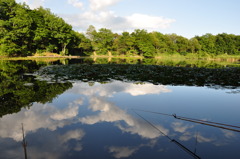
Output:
132,109,201,159
134,109,240,133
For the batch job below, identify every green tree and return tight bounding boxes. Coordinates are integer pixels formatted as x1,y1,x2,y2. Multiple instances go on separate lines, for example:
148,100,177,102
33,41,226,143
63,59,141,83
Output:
0,0,34,56
196,33,216,54
165,34,178,54
176,35,189,54
114,31,136,55
91,28,114,55
35,7,74,55
189,37,201,53
77,32,93,55
131,29,155,57
0,0,79,56
215,33,236,55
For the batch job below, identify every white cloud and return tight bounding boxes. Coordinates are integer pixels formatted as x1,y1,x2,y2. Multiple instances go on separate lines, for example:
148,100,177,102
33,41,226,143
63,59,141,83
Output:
221,130,236,138
179,132,192,141
108,140,158,158
63,11,175,32
69,81,171,97
68,0,84,9
89,0,121,11
126,13,176,30
50,98,83,120
60,129,85,144
125,83,171,96
27,129,85,159
16,0,45,9
171,122,194,133
197,134,214,143
109,146,139,158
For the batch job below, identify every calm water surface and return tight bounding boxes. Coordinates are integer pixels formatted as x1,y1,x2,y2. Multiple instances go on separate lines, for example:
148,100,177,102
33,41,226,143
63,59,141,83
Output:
0,59,239,159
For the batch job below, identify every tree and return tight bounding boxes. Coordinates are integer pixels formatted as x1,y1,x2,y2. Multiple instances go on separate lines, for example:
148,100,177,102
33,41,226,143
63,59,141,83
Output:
114,31,136,55
215,33,237,55
188,37,201,53
77,32,93,55
0,0,34,56
35,7,75,55
91,28,114,55
131,29,155,57
86,25,96,41
176,36,189,54
0,0,79,56
165,34,179,54
196,33,216,54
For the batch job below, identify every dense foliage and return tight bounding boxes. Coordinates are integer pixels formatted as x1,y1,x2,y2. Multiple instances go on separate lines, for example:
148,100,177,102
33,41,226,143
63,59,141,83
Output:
1,0,240,57
0,0,81,56
85,26,240,57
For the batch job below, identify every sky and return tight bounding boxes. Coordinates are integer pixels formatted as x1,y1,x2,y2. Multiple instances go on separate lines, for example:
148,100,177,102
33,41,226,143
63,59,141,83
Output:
16,0,240,38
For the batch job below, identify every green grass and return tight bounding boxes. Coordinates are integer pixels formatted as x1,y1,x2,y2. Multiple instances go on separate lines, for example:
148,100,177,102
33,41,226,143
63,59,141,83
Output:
155,53,240,63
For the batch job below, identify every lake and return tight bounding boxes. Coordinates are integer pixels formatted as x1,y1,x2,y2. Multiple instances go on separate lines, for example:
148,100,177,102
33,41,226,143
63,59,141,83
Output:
0,58,240,159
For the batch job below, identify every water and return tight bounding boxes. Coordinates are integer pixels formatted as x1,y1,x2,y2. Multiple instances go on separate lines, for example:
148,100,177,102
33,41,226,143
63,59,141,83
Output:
0,59,240,159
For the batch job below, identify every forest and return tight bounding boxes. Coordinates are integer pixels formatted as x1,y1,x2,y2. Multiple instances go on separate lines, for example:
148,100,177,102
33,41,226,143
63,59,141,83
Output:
1,0,240,57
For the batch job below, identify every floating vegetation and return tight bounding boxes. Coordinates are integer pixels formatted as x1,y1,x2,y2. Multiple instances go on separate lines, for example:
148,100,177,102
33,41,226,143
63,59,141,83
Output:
35,64,240,89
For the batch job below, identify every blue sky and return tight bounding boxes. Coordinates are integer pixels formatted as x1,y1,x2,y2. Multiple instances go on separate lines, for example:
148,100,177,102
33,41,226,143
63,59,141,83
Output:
16,0,240,38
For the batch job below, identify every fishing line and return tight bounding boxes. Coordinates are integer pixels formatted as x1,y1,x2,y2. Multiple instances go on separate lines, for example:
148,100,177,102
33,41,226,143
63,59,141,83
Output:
132,109,201,159
134,109,240,133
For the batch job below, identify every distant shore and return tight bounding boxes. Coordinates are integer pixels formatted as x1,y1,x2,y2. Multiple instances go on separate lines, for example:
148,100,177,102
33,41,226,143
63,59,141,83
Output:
1,53,240,62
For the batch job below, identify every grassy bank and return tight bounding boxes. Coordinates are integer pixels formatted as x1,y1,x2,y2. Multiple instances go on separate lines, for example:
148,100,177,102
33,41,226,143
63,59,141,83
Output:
155,53,240,61
0,52,81,62
1,53,239,67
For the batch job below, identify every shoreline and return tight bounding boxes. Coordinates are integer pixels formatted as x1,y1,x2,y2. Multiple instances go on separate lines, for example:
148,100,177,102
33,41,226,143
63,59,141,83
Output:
1,54,240,61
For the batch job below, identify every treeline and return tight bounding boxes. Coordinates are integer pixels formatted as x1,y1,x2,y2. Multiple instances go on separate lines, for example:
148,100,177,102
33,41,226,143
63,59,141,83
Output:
83,26,240,57
1,0,240,57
